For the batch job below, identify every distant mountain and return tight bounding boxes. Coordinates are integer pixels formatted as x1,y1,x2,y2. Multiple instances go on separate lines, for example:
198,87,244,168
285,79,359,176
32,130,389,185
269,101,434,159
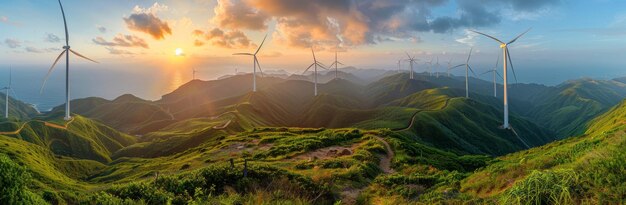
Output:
0,93,39,119
462,98,626,203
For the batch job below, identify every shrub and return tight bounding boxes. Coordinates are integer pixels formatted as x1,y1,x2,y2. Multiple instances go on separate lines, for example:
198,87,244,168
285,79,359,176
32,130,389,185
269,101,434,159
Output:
0,154,46,204
499,169,583,205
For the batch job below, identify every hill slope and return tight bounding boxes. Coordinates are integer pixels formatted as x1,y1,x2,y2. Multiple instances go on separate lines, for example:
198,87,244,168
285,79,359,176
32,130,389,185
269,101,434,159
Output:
461,99,626,203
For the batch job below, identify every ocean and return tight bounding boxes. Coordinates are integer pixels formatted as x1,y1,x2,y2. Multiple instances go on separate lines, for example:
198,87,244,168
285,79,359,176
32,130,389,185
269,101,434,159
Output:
0,65,194,112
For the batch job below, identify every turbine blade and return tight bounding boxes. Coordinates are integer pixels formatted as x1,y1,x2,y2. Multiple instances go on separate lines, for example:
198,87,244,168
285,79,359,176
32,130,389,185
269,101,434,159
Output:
8,67,11,87
468,64,478,77
317,62,328,70
470,30,505,44
303,63,314,74
338,62,345,65
496,71,504,80
70,49,99,63
254,34,268,55
507,28,532,44
255,57,264,77
40,50,67,93
233,53,253,56
495,51,501,68
481,70,493,75
405,52,412,59
329,62,337,68
506,47,518,83
311,47,316,61
450,64,465,69
466,48,473,63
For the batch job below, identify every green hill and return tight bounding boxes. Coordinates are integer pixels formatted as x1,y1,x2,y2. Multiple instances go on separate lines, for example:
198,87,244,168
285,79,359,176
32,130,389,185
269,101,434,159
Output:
461,99,626,203
524,78,626,137
0,93,39,120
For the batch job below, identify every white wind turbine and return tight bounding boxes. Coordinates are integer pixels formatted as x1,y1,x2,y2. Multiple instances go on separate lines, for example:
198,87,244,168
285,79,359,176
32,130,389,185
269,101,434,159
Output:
481,54,503,97
425,57,434,76
41,0,99,121
328,46,345,80
405,52,418,79
233,34,268,92
446,59,453,77
397,58,404,73
471,28,530,129
449,48,477,98
303,48,327,96
3,67,12,118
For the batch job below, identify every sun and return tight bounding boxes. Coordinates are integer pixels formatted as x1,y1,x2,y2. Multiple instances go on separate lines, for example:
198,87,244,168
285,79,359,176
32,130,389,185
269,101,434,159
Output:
175,48,184,56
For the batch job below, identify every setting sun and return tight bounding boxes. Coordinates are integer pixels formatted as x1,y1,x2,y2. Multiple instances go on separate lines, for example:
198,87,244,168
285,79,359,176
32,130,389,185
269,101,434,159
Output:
175,48,184,56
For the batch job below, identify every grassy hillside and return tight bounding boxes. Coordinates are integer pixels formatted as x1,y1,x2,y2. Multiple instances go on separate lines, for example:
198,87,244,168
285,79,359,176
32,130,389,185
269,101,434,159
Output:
0,93,39,119
461,99,626,204
525,78,626,137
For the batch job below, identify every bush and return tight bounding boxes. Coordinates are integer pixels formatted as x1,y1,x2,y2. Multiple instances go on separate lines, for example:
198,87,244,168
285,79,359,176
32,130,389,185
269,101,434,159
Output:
499,169,583,205
0,154,47,205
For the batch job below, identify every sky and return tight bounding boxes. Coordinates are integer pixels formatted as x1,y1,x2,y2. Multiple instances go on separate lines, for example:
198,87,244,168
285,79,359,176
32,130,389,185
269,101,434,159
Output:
2,0,626,89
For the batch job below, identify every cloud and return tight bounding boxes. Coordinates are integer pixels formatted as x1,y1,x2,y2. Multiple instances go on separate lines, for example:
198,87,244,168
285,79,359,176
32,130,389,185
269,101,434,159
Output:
124,3,172,40
193,28,256,49
105,47,135,55
25,47,60,53
97,26,107,33
455,29,479,46
213,0,269,30
0,16,7,23
4,38,21,48
45,33,61,43
211,0,557,49
92,34,149,48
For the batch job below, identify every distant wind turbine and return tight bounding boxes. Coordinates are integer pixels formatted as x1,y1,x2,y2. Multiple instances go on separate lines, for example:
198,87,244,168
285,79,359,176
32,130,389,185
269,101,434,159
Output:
233,34,268,92
192,68,197,80
397,58,403,73
303,48,327,96
446,59,453,77
471,28,530,129
328,46,345,80
449,48,477,98
41,0,99,121
481,54,503,97
425,57,434,76
405,52,418,79
3,67,12,118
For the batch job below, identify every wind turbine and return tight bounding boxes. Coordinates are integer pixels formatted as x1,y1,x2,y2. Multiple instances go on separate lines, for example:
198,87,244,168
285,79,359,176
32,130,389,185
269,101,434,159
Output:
233,34,268,92
449,48,477,98
41,0,99,121
425,58,434,76
397,58,403,73
328,46,344,80
192,68,197,80
3,67,12,118
446,59,453,77
481,54,503,97
471,28,530,129
303,48,327,96
405,52,418,79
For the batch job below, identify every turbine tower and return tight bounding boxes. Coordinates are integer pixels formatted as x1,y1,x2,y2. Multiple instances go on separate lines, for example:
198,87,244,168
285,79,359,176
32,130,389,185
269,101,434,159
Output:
449,48,477,98
328,45,344,80
471,28,530,129
192,68,197,80
303,48,327,96
446,59,453,77
397,58,403,73
3,68,11,118
405,52,418,79
41,0,99,121
481,54,503,97
233,34,268,92
425,58,434,76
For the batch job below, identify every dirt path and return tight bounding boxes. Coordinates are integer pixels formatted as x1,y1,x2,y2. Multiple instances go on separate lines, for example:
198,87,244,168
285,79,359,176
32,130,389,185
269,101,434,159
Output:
213,120,232,129
393,98,453,132
374,136,395,174
0,117,75,135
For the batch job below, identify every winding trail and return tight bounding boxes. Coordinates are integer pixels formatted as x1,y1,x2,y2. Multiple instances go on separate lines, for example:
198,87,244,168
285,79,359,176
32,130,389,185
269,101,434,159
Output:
393,98,453,132
374,136,395,174
0,117,75,135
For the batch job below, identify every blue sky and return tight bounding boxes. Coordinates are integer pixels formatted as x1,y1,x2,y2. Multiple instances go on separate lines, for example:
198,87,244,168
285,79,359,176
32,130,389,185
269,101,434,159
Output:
1,0,626,85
